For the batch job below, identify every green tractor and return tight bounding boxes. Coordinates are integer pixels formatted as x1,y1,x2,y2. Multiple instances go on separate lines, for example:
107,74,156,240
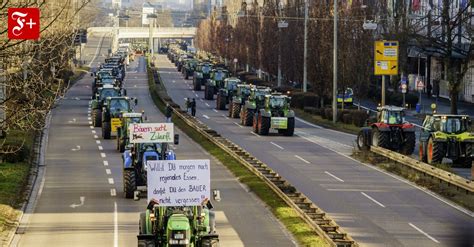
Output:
138,200,219,247
116,112,145,153
204,69,229,100
215,77,241,110
252,94,295,136
91,85,126,127
419,114,473,167
193,63,212,91
101,97,136,139
240,87,272,126
229,84,254,118
182,59,198,80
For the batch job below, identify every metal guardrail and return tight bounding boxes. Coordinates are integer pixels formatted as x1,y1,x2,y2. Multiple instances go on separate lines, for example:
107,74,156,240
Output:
371,146,473,193
148,67,357,246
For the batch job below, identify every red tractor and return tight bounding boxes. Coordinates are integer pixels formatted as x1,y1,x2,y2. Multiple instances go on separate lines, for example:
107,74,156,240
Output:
357,106,416,155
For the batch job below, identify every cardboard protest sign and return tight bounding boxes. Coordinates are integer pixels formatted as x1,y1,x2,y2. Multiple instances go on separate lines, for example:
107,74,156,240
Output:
147,160,210,206
129,123,174,143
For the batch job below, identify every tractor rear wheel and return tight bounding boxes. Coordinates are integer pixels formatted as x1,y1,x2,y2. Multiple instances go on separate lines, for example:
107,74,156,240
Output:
205,85,213,100
194,78,201,91
419,143,427,162
371,128,389,149
258,115,270,136
400,132,416,155
244,109,253,126
283,117,295,136
231,102,240,118
138,240,155,247
453,158,472,168
92,109,102,127
123,169,136,199
216,94,226,110
119,140,125,153
102,121,111,139
427,137,445,164
185,73,189,80
252,112,259,133
202,238,219,247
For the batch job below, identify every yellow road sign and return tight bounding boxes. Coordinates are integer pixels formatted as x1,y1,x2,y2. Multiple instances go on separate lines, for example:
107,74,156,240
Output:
111,118,122,132
374,60,398,75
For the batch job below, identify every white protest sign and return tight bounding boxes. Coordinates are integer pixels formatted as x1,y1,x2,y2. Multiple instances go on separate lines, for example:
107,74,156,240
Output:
147,160,211,206
129,123,174,143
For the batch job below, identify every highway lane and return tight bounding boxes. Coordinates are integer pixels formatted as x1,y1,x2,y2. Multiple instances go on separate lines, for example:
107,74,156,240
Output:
156,54,474,247
12,35,296,247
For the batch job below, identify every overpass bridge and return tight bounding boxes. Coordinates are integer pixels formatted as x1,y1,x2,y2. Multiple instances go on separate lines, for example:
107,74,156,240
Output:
87,27,197,39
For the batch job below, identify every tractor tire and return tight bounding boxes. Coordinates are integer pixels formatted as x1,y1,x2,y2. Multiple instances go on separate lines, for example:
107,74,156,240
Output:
419,143,427,162
119,140,125,153
283,117,295,136
194,79,201,91
123,169,136,199
205,85,213,100
357,131,370,151
400,132,416,155
453,158,472,168
202,238,219,247
102,121,111,139
230,102,240,118
427,137,445,164
116,129,121,151
216,94,226,110
139,212,147,234
92,109,102,127
243,109,254,126
137,240,155,247
371,128,389,149
252,112,259,133
258,115,270,136
185,73,189,80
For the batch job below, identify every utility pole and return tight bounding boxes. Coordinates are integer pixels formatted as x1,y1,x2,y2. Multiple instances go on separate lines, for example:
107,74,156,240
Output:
303,0,308,92
332,0,338,123
277,0,282,87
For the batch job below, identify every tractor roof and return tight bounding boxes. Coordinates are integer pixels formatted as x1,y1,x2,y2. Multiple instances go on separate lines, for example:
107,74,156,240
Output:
122,112,142,118
225,77,241,83
377,105,405,112
106,96,129,100
102,84,115,89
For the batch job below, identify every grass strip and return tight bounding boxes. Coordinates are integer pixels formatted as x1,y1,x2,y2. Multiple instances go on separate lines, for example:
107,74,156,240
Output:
147,66,328,246
294,109,360,135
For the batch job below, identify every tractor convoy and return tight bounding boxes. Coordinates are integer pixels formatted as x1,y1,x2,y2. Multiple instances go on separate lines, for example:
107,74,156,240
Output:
92,46,220,247
167,44,472,167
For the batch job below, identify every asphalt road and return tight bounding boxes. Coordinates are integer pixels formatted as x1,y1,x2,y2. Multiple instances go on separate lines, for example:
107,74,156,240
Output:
11,35,296,247
156,54,474,247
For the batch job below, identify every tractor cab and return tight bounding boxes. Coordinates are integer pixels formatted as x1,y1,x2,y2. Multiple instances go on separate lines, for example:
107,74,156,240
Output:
265,94,291,117
423,115,472,134
376,106,406,125
98,85,121,101
106,97,131,115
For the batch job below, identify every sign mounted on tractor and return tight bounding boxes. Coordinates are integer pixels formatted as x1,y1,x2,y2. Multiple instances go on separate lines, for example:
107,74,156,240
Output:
129,123,174,143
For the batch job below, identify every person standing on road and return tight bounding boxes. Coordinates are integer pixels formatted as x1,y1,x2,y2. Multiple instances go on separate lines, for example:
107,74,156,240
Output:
191,98,196,117
165,103,173,123
185,98,191,113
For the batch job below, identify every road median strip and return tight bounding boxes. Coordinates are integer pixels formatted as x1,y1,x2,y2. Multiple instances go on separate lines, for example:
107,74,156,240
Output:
147,64,356,247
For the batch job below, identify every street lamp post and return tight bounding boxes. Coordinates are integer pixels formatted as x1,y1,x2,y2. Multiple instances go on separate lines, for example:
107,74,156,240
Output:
303,0,308,93
332,0,338,123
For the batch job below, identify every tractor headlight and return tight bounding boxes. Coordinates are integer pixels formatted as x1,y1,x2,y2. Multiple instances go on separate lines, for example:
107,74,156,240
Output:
179,239,189,245
169,239,179,244
173,233,184,240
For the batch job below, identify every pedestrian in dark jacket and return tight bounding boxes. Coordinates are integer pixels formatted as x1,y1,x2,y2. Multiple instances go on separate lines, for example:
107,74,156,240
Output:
165,103,173,123
191,98,196,117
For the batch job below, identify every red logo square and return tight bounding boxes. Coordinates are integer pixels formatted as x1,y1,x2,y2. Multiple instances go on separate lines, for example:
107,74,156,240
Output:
8,8,40,40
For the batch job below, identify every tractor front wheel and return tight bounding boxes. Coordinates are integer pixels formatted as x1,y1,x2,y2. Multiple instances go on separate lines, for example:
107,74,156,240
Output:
427,137,445,164
357,131,370,151
123,169,136,199
371,128,389,149
258,115,270,136
194,78,201,91
92,109,102,127
201,238,219,247
243,109,253,126
205,85,213,100
400,132,416,155
102,122,111,139
419,143,427,162
252,112,259,133
216,94,226,110
231,102,240,118
283,117,295,136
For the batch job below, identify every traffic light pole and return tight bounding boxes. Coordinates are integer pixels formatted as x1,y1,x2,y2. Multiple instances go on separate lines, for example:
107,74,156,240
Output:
332,0,338,123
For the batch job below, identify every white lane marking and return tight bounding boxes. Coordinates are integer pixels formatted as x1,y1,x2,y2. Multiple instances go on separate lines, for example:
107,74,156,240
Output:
213,109,218,113
106,169,111,175
172,80,176,83
69,196,85,208
324,171,345,182
108,178,114,184
234,122,244,128
200,99,203,102
92,130,96,134
87,114,91,117
88,117,91,120
202,115,210,119
192,90,196,93
98,146,103,150
361,192,385,208
68,118,77,123
88,121,93,125
89,126,94,129
195,94,199,97
96,140,101,144
101,153,106,158
103,160,109,166
87,110,91,113
408,223,440,243
270,142,284,150
94,135,99,139
71,145,81,151
111,189,116,197
114,202,118,247
250,132,260,137
294,155,310,164
205,103,210,107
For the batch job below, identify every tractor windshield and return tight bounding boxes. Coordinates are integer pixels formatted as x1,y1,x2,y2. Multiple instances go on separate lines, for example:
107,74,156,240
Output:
382,110,404,124
214,71,226,81
102,78,115,85
227,81,238,90
100,89,119,100
125,117,141,125
202,65,211,73
440,117,468,134
109,99,130,113
270,97,286,108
